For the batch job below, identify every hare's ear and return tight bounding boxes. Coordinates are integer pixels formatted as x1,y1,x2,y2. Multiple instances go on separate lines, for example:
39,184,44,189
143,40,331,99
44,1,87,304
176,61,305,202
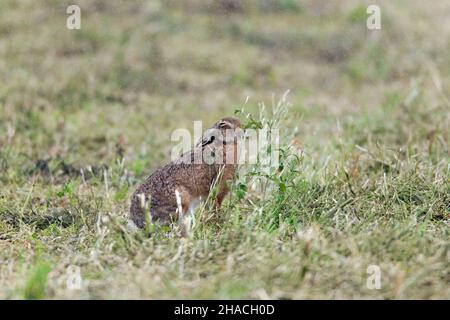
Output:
198,135,215,147
196,129,217,147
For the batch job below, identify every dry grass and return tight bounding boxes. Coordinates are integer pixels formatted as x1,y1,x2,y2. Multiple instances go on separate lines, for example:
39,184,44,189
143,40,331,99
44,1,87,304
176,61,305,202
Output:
0,0,449,299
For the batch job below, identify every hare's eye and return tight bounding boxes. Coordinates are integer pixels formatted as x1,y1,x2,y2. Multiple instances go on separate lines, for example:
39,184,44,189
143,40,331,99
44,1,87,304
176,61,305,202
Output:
219,122,230,129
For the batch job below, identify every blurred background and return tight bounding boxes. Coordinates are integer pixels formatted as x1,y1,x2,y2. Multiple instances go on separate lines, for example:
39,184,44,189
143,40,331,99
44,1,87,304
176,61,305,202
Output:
1,0,448,170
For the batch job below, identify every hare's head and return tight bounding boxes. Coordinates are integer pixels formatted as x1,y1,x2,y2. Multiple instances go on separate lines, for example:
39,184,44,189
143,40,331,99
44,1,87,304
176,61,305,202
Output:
198,117,242,148
212,117,243,144
213,117,242,131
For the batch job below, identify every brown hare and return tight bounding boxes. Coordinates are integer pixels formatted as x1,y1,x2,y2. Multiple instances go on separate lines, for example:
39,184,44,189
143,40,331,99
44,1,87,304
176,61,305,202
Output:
129,117,242,236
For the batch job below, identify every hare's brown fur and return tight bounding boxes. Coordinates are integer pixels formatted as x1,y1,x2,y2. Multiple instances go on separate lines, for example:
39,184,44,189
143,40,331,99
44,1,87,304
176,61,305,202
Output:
129,117,241,235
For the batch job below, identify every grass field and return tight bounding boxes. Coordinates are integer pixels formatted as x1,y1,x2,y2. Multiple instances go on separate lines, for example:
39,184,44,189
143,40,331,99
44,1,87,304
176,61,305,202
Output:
0,0,449,299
